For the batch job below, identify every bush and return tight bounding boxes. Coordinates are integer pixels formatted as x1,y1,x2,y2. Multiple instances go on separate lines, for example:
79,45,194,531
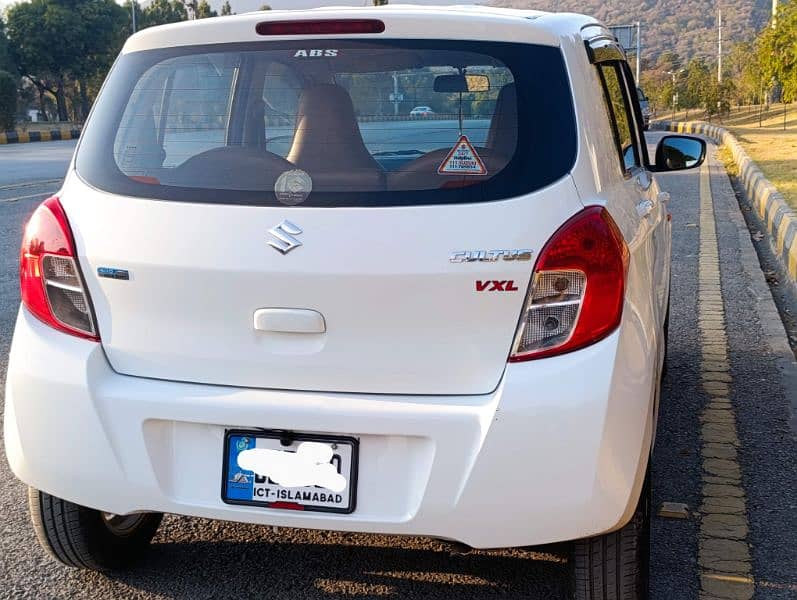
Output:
0,70,16,131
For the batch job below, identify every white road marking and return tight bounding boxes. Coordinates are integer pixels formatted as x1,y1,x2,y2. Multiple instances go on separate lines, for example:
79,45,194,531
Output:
0,179,61,191
0,190,57,204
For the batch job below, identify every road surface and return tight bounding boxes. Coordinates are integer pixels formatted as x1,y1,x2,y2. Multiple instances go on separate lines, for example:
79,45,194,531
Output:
0,133,795,599
0,139,77,187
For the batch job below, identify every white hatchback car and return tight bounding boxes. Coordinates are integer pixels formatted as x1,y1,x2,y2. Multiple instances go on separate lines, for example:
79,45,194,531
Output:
5,6,706,598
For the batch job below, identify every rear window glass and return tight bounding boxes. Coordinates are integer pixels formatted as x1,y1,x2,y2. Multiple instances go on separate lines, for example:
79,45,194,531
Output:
77,40,576,207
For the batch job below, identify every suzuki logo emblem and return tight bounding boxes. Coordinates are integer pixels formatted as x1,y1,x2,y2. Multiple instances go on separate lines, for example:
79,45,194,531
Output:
267,220,303,255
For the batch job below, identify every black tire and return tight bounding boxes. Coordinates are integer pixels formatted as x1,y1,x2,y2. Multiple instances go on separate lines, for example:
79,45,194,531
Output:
28,487,163,571
571,482,650,600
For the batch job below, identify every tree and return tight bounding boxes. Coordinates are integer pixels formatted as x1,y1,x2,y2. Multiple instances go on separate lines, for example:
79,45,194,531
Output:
196,0,217,18
640,69,672,114
259,4,271,10
6,0,79,121
221,1,233,16
727,41,764,106
639,51,684,113
0,70,16,130
121,0,144,33
682,58,711,110
72,0,127,119
0,17,16,75
758,1,797,103
142,0,188,28
7,0,127,122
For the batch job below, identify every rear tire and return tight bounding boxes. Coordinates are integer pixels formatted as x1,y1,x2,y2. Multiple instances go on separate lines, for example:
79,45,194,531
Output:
28,487,163,571
571,483,650,600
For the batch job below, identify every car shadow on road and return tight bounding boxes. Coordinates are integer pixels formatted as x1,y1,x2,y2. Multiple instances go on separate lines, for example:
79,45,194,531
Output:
99,522,571,599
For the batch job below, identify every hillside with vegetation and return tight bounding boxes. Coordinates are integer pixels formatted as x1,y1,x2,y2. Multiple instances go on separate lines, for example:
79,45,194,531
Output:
489,0,772,66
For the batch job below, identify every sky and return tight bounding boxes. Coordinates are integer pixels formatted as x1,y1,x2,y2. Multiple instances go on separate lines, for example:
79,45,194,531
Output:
1,0,479,11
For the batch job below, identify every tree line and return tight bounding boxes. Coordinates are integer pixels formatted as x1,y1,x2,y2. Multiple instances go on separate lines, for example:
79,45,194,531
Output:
640,1,796,117
0,0,272,129
1,0,794,130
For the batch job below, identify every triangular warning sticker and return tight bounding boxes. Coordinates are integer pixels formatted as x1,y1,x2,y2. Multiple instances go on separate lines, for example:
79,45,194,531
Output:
437,135,488,175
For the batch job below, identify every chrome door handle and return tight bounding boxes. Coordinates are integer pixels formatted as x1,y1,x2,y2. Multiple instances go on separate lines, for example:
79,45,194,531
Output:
636,199,655,218
635,171,652,191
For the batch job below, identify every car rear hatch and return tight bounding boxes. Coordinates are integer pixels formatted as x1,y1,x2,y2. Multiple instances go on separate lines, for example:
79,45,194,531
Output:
68,34,579,395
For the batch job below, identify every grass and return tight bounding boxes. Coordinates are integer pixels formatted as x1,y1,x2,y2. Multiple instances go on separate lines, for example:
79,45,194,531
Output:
717,145,738,178
669,104,797,210
721,104,797,211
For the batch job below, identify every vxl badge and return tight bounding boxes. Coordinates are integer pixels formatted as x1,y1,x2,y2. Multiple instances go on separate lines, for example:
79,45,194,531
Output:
268,220,303,255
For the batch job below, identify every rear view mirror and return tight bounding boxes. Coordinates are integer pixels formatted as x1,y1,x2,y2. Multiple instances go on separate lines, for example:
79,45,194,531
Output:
654,135,706,171
434,74,490,93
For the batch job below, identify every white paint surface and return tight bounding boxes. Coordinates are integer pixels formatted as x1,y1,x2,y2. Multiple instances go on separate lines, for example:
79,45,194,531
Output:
237,442,347,492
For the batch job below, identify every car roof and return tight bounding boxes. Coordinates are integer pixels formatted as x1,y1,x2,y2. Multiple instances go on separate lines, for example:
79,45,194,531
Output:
123,5,603,54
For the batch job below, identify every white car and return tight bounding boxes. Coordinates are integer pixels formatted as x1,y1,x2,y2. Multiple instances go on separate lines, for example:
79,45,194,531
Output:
4,6,706,598
410,105,435,117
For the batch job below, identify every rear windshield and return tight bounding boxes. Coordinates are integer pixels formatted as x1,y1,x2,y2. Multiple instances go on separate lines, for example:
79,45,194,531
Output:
76,40,576,207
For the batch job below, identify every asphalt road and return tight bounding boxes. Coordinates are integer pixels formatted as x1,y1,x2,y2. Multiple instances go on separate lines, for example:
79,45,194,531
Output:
0,139,77,186
0,134,795,599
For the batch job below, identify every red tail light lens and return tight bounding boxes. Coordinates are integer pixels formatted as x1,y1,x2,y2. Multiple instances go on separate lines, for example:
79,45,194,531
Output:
510,206,628,361
20,196,99,341
256,19,385,36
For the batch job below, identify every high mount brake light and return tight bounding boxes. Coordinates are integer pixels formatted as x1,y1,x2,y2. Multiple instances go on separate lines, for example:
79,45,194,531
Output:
256,19,385,36
19,196,99,341
510,206,629,361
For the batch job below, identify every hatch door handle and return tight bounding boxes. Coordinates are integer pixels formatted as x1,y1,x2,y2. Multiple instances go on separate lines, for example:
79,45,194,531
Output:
253,308,326,334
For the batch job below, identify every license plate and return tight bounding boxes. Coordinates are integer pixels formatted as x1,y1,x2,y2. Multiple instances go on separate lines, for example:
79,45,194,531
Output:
222,430,358,514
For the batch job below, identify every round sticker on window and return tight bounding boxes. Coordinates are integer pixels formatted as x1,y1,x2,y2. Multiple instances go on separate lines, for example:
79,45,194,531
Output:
275,169,313,206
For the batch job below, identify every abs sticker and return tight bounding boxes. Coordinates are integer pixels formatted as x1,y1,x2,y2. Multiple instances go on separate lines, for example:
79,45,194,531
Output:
438,135,488,176
294,49,339,58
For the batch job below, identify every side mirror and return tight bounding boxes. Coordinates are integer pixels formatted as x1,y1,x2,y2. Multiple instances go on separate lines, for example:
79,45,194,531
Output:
654,135,706,171
434,74,490,93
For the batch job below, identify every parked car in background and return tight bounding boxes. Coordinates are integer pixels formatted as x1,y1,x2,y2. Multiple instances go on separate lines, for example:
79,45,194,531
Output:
637,86,652,129
5,6,706,598
409,105,435,117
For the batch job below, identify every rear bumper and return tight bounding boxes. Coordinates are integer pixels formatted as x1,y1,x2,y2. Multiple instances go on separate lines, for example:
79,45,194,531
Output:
5,307,656,548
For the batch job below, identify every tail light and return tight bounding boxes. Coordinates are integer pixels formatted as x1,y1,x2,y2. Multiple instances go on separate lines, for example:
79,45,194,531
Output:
510,206,628,362
19,196,99,341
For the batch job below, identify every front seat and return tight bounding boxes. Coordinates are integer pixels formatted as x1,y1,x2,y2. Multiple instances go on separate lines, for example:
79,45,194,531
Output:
485,82,517,159
287,84,385,192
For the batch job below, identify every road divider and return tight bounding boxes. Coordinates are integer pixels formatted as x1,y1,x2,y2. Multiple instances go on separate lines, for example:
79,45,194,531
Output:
0,128,80,145
653,120,797,287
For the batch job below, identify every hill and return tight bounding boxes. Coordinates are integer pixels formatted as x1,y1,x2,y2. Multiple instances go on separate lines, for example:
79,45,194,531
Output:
488,0,772,66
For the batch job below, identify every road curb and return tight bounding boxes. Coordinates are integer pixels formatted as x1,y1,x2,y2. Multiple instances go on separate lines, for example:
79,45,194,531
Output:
652,120,797,288
0,128,80,145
